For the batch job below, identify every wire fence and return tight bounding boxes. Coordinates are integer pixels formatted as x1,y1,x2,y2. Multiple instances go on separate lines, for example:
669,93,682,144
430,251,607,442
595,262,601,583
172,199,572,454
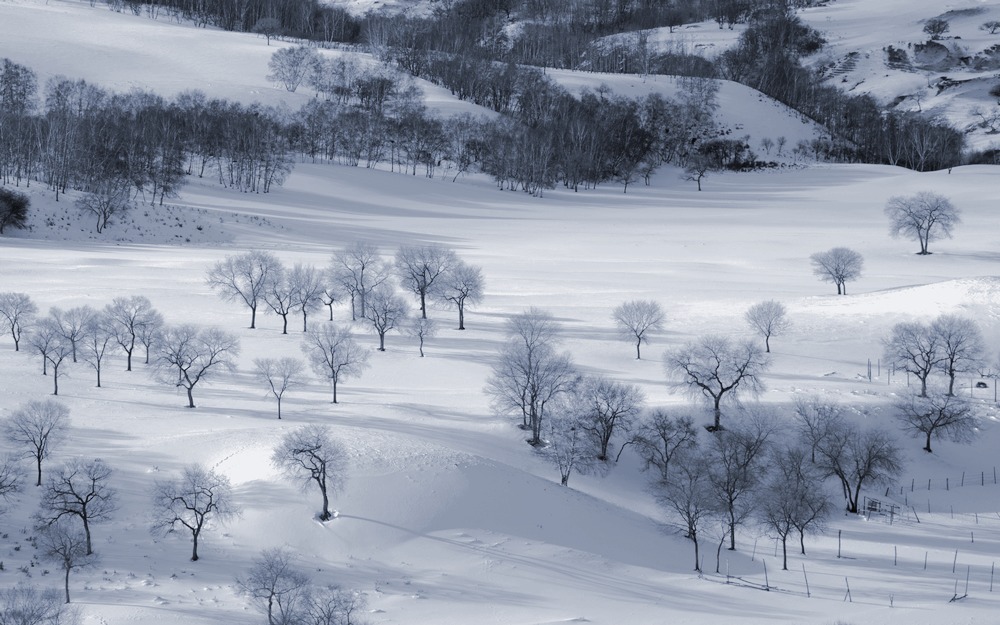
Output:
892,467,999,493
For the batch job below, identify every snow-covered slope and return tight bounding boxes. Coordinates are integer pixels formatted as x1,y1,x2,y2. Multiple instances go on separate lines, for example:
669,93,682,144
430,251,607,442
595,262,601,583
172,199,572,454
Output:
799,0,1000,152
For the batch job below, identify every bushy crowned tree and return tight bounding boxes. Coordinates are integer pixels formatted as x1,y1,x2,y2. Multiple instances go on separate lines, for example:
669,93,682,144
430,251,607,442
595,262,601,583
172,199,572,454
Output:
0,187,29,234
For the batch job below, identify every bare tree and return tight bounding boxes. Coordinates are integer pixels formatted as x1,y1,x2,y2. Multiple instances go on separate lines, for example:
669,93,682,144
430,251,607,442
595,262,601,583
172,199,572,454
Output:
105,295,159,371
0,585,77,623
80,312,117,388
894,392,978,453
653,451,712,571
303,586,368,625
289,263,326,333
267,46,320,93
75,185,130,234
136,308,165,365
263,267,295,335
543,406,598,487
575,376,644,462
883,321,941,397
154,325,241,408
885,191,960,255
206,251,282,329
29,319,72,393
744,300,790,353
364,286,409,351
151,464,240,561
931,314,984,396
0,187,29,234
330,242,390,321
0,454,23,513
2,399,69,487
405,316,437,357
236,547,311,625
438,261,484,330
629,409,699,480
758,445,832,569
37,519,95,603
394,244,457,319
793,397,845,463
253,17,283,45
484,308,578,446
923,17,950,39
809,247,863,295
663,335,770,430
254,357,304,419
272,425,347,521
706,413,773,551
49,306,96,363
0,291,37,351
37,458,118,555
301,324,369,403
815,423,903,513
612,299,665,359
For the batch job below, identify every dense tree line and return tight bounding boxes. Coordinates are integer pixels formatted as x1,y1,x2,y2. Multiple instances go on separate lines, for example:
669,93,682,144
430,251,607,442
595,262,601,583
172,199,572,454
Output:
0,59,292,206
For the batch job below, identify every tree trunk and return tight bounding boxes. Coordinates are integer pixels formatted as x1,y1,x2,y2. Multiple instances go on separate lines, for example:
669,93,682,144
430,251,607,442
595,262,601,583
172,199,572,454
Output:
96,365,102,388
125,348,133,372
635,340,641,359
64,566,71,603
458,303,465,330
419,290,427,319
277,396,282,419
250,306,257,329
53,367,59,395
302,311,308,332
83,516,93,555
187,386,196,408
799,529,806,555
280,314,288,334
319,484,331,521
947,373,956,396
712,400,722,430
849,483,861,513
764,335,770,353
781,535,788,570
332,380,338,404
692,532,700,572
560,472,569,486
36,459,42,487
378,332,386,351
191,531,199,561
925,430,933,453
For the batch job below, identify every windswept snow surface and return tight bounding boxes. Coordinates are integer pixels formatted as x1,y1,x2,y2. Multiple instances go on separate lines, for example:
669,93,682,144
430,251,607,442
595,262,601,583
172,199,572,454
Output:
1,2,1000,624
2,161,1000,625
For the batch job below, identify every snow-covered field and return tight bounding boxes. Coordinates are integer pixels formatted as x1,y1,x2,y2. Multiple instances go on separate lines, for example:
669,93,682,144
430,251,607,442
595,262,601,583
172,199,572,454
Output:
1,2,1000,624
